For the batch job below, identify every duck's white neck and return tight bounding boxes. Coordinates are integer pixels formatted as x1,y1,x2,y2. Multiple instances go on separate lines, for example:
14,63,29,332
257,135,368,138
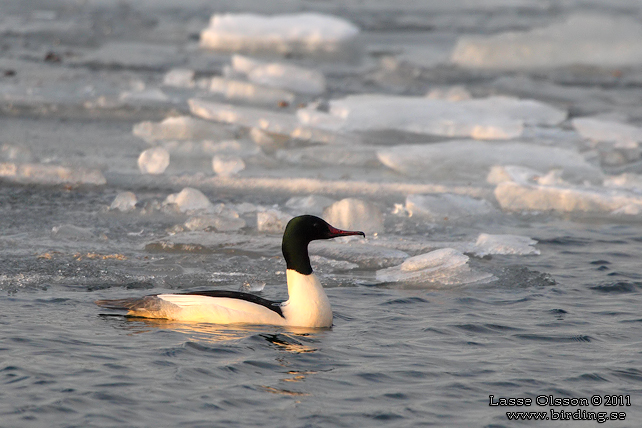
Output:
281,269,333,328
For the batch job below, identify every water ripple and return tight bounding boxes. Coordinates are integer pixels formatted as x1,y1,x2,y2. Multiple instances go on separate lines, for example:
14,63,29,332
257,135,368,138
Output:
590,281,642,293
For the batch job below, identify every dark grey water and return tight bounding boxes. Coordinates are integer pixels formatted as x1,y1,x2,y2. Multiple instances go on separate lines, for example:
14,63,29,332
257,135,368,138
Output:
2,1,642,427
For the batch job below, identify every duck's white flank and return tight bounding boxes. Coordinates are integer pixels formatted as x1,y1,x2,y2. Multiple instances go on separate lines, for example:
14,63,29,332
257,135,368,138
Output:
129,269,332,328
154,294,286,325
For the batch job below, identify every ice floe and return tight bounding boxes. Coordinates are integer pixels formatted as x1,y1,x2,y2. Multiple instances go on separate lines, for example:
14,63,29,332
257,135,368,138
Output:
232,55,326,95
311,241,408,269
285,195,336,216
298,94,566,140
138,147,170,175
451,14,642,69
212,155,246,177
51,224,95,241
257,209,293,233
494,181,642,215
133,116,235,143
323,198,384,234
164,188,213,213
199,13,359,55
209,77,295,105
378,141,601,184
572,117,642,166
471,234,539,257
189,99,298,135
376,248,495,287
110,192,137,212
406,193,497,221
371,233,540,257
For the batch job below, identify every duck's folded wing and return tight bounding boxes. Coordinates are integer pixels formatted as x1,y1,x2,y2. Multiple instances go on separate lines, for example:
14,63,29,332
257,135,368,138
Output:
97,292,285,325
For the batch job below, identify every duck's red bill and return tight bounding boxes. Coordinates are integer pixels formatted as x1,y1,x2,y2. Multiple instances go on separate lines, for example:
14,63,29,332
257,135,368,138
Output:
327,225,365,238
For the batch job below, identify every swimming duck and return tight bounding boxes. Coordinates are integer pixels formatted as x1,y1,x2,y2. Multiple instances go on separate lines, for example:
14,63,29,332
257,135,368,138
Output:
96,215,364,327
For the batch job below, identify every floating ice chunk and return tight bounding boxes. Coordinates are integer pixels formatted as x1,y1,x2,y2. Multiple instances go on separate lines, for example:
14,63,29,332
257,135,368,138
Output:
184,214,246,232
285,195,336,216
323,198,384,234
200,13,359,55
249,65,325,97
371,233,539,258
451,14,642,69
138,147,170,175
51,224,94,241
190,98,355,144
232,55,326,95
573,117,642,146
164,188,213,213
378,141,601,184
406,194,496,221
209,77,295,105
133,116,234,143
189,98,298,135
495,181,642,214
110,192,137,212
473,234,539,257
212,155,245,177
572,117,641,166
257,209,292,233
0,163,106,186
248,63,325,96
298,94,565,140
376,248,494,286
163,69,195,88
311,241,408,269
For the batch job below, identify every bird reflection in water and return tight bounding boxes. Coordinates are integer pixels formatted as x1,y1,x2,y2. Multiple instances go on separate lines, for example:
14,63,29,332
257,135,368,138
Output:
99,314,320,353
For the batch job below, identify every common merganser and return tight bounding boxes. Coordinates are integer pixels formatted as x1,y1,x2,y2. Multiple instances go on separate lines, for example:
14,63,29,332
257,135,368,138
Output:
96,215,364,328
